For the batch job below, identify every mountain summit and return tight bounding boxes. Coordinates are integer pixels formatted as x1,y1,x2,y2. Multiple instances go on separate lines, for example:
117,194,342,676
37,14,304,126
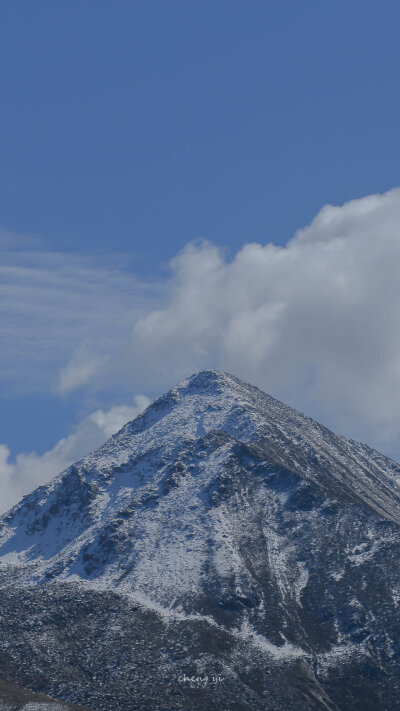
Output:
0,371,400,710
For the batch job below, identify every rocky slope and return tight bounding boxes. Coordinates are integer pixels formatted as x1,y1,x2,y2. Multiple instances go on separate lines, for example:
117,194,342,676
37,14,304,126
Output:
0,370,400,710
0,676,94,710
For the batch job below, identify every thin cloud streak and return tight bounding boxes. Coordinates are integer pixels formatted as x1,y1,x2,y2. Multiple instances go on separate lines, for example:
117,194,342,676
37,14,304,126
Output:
0,237,159,393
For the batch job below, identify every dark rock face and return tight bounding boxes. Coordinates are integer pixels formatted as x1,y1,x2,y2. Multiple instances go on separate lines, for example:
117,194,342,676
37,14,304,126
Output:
0,370,400,710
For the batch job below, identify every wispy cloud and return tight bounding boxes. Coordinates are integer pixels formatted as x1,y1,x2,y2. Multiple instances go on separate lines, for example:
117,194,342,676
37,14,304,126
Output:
0,234,158,394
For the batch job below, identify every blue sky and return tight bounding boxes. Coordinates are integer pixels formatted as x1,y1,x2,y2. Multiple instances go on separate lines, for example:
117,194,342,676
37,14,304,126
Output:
1,1,400,509
2,0,399,261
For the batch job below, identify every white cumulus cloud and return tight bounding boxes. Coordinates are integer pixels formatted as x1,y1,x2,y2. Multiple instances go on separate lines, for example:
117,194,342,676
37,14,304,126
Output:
104,187,400,457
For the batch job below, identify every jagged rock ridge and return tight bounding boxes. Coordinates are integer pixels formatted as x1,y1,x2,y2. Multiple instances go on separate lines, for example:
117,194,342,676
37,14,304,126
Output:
0,370,400,710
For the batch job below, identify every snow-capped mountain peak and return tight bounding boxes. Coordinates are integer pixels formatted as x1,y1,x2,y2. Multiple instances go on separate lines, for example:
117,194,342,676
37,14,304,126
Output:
1,371,400,710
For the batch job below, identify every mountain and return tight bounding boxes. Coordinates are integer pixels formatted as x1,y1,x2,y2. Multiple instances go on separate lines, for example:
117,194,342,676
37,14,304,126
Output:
0,370,400,711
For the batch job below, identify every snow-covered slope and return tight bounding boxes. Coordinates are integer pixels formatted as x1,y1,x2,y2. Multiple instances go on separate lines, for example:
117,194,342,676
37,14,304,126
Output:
0,370,400,711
